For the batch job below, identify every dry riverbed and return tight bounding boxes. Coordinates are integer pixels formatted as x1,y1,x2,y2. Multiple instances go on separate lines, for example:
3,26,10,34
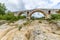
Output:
0,20,60,40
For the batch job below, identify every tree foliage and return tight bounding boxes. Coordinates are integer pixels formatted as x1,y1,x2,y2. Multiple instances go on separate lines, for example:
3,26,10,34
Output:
0,3,6,15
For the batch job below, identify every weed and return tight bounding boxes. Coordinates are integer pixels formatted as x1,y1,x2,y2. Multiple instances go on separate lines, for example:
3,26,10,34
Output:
18,25,22,31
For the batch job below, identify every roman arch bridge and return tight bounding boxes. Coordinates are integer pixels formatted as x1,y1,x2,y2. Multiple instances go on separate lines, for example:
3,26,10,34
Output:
14,9,59,19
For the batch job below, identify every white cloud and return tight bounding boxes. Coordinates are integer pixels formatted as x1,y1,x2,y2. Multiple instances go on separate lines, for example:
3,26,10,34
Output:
8,0,19,5
0,0,60,11
23,0,60,9
23,0,52,9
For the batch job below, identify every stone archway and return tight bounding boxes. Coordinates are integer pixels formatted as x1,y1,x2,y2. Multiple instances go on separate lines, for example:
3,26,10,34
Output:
29,9,49,19
18,12,24,16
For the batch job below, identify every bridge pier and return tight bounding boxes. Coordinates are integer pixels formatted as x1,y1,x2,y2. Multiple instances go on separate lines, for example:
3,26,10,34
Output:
48,10,51,14
45,15,51,19
26,11,31,20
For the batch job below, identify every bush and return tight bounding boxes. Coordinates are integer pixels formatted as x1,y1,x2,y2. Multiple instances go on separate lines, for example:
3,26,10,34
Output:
47,14,60,23
18,26,22,31
23,20,31,26
23,22,29,25
39,20,42,23
0,13,26,22
18,16,26,19
31,17,35,20
51,14,60,20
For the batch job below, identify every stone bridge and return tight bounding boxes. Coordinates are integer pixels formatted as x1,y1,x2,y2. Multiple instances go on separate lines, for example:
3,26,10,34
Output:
14,9,59,19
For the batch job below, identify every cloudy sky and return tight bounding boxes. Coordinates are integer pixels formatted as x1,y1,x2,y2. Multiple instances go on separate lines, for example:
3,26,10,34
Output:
0,0,60,12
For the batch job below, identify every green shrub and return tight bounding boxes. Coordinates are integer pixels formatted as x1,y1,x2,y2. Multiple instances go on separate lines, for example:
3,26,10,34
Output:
23,20,31,26
18,26,22,31
39,20,42,23
18,16,26,19
46,14,60,23
23,22,29,25
0,13,26,22
51,14,60,20
31,17,35,20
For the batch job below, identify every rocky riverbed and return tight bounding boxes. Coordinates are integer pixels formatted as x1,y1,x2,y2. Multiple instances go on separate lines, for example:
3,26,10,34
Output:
0,20,60,40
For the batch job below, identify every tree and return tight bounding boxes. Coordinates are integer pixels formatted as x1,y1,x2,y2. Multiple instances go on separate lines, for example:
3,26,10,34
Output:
0,3,6,15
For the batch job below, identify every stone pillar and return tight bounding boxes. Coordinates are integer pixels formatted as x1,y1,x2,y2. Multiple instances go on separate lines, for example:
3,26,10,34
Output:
48,10,51,14
45,14,51,19
26,11,31,20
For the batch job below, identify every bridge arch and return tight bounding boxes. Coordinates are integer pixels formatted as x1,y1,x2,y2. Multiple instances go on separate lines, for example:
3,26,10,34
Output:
18,12,24,16
29,9,49,19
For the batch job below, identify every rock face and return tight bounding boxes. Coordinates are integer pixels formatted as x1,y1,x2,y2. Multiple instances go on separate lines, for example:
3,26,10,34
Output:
0,20,60,40
30,25,60,40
